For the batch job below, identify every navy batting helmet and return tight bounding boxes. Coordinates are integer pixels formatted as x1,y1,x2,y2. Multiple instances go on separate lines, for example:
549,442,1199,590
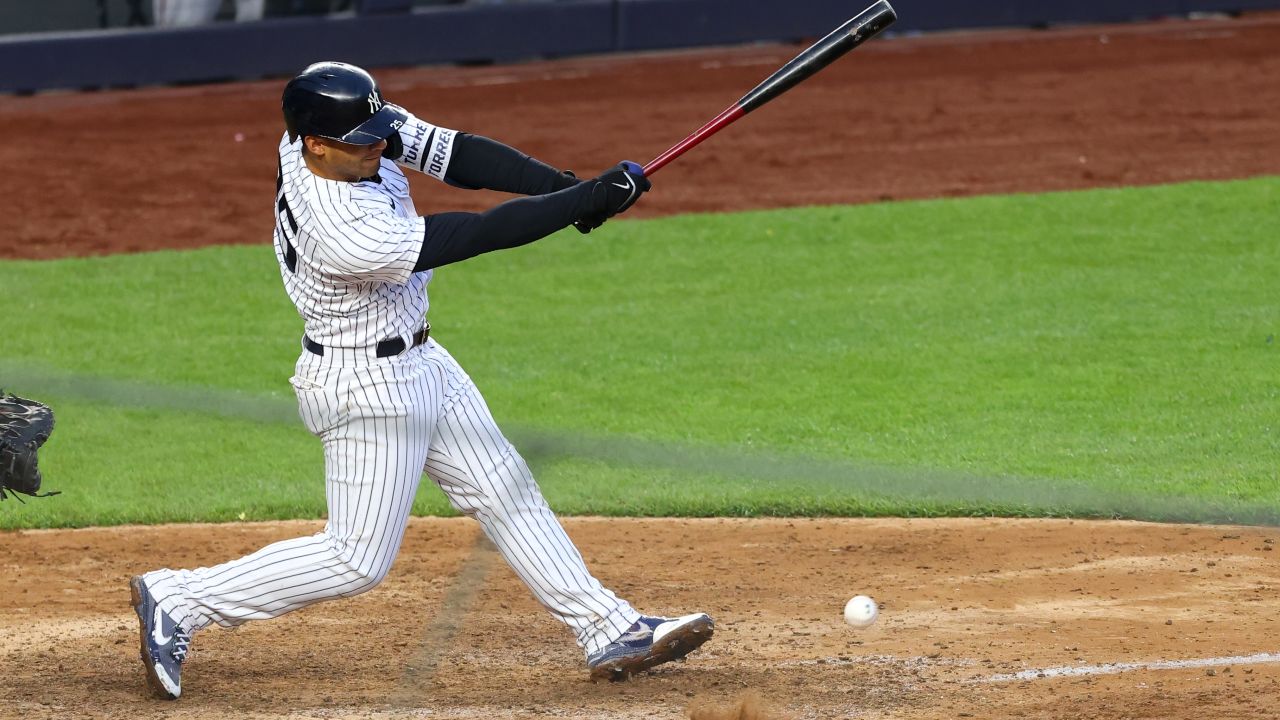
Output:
281,61,407,145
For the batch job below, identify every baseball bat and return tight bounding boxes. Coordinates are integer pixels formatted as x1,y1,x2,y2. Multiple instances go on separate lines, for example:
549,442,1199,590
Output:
638,0,897,177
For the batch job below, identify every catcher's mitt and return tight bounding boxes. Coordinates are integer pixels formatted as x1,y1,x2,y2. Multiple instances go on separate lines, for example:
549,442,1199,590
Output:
0,390,59,502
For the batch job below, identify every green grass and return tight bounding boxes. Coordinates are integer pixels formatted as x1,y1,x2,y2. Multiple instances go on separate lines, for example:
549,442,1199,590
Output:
2,177,1277,528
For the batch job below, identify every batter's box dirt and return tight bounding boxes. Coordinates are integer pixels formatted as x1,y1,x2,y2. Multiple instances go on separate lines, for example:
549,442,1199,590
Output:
2,517,1278,719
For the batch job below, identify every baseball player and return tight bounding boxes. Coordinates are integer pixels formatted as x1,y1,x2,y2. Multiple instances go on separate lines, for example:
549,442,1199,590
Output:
128,61,713,700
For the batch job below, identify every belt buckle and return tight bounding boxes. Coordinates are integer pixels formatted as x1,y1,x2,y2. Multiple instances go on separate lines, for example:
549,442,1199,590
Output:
396,322,430,357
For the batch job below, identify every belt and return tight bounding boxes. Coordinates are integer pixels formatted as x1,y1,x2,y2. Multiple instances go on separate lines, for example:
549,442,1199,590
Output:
303,323,430,359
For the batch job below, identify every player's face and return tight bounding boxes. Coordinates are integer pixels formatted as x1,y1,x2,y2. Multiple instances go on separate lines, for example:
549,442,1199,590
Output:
304,136,388,182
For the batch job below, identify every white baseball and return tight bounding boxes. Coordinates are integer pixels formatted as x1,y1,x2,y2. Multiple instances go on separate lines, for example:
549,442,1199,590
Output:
843,595,878,628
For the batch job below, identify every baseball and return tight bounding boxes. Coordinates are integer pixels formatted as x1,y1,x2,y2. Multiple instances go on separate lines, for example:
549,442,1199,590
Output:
843,595,878,628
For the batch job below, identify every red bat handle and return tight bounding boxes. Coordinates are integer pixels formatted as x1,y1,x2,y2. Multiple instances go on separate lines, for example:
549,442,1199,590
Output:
642,103,746,176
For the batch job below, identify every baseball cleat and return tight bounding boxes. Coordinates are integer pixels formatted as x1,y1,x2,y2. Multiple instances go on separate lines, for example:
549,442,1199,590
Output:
587,613,714,681
130,575,190,700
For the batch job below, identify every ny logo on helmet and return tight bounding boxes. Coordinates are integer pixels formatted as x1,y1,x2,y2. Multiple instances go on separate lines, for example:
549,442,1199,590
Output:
367,92,383,114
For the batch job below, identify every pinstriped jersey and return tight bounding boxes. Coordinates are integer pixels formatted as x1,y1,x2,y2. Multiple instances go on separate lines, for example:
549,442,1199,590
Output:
273,112,457,351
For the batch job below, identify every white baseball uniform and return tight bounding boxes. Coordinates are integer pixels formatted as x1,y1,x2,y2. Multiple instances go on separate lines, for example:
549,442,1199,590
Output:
139,111,640,658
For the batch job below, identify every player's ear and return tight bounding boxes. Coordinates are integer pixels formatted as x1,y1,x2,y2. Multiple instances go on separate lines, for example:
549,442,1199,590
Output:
302,136,325,157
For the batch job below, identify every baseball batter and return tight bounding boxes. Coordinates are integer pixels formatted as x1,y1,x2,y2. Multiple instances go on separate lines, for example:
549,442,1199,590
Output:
129,61,713,700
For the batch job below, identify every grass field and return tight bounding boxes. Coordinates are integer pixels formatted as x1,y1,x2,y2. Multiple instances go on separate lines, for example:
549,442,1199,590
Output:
2,177,1276,529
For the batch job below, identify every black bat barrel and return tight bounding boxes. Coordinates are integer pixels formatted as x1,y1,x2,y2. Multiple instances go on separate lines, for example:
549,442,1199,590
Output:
737,0,897,114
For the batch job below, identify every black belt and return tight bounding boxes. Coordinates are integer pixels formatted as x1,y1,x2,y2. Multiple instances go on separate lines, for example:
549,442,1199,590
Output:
304,323,430,358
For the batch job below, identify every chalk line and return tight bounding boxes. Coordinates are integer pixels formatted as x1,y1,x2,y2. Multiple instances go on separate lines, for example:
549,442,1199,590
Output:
979,652,1280,682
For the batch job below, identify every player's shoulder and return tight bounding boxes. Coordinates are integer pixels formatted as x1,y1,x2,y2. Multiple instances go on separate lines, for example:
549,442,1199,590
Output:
377,160,410,192
277,133,308,185
277,131,303,164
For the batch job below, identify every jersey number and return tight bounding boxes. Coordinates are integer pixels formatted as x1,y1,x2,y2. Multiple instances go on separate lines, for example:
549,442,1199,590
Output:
276,160,299,273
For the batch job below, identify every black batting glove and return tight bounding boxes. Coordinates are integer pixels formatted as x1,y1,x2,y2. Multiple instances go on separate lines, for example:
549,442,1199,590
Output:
595,161,650,216
573,212,607,235
575,161,650,234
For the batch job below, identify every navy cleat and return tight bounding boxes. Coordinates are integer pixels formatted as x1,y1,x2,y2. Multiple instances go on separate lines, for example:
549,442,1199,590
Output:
129,575,190,699
587,613,714,681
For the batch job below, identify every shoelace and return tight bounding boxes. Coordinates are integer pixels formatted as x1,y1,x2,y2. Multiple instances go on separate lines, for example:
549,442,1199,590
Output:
172,631,191,663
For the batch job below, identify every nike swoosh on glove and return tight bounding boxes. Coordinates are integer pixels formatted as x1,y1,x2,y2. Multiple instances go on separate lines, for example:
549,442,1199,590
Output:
576,161,651,233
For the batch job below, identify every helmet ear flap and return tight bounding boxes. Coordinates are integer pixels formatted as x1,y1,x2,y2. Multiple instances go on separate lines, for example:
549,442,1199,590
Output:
282,82,308,143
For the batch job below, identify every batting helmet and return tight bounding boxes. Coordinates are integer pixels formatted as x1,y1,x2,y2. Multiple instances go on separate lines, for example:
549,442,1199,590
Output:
281,61,407,145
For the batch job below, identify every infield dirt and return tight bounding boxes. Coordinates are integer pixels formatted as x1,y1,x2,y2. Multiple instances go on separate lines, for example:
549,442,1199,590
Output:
3,518,1280,719
2,12,1280,720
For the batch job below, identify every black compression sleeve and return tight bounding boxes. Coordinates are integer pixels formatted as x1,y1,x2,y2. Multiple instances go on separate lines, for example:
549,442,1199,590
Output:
444,133,578,195
414,181,603,271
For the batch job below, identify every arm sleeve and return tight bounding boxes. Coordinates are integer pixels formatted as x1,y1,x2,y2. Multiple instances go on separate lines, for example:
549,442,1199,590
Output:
443,133,580,195
390,112,459,181
414,181,603,271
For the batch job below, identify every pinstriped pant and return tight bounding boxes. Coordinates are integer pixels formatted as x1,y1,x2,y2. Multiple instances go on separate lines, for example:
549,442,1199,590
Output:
143,339,639,657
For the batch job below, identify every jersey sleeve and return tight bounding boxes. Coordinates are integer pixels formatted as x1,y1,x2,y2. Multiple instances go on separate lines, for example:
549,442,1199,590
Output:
309,188,426,285
390,111,458,182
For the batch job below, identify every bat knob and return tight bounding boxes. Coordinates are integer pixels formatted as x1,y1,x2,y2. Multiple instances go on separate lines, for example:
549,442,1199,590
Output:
620,160,645,177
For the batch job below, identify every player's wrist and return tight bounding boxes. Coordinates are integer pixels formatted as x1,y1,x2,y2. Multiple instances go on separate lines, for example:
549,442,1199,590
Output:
549,169,580,193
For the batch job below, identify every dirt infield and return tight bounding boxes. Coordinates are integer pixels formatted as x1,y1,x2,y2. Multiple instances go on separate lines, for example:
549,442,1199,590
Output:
3,518,1279,719
3,12,1280,720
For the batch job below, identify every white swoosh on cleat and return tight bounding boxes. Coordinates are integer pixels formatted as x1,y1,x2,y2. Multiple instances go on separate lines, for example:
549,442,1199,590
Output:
152,605,172,646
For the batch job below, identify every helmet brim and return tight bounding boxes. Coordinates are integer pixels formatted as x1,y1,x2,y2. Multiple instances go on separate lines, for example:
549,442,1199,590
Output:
334,103,408,145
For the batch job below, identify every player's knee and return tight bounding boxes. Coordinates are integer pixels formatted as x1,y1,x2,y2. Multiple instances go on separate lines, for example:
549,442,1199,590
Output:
338,556,393,594
324,534,395,592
